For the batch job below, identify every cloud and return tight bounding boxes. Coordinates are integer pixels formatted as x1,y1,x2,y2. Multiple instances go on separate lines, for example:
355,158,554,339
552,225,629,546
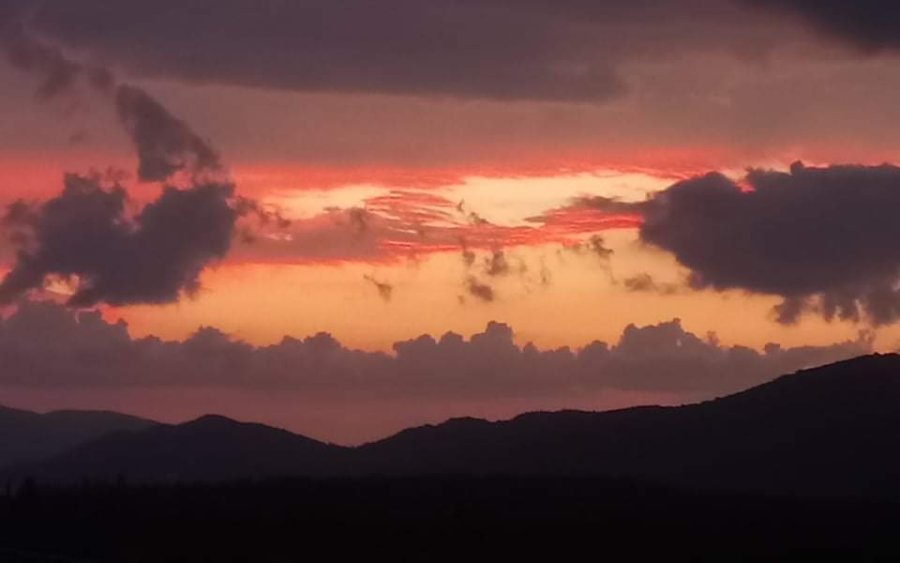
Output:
2,22,112,99
485,250,511,277
4,27,221,183
622,273,681,295
566,234,614,262
460,243,477,269
363,275,394,302
0,174,236,306
743,1,900,50
4,0,787,102
231,187,635,266
0,300,871,400
115,85,221,182
584,162,900,325
466,277,495,303
0,28,276,306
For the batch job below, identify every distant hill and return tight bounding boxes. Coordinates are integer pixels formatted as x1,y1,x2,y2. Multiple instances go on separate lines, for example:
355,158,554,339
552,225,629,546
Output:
8,415,349,483
360,353,900,496
0,405,155,468
8,354,900,498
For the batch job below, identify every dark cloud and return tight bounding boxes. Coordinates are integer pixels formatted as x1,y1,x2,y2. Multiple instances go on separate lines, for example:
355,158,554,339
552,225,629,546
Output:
744,1,900,50
115,85,221,182
0,300,871,399
0,28,276,307
582,235,613,261
4,28,221,183
453,245,541,296
2,23,112,99
623,273,656,292
461,246,477,268
466,277,495,302
5,26,75,99
363,275,394,302
595,163,900,325
622,273,681,295
0,174,236,306
562,234,614,265
538,260,552,286
3,0,783,102
231,198,292,244
346,208,370,237
485,250,511,277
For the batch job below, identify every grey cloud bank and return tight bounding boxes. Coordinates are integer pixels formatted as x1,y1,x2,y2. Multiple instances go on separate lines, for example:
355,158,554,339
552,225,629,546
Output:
0,300,870,399
1,0,795,102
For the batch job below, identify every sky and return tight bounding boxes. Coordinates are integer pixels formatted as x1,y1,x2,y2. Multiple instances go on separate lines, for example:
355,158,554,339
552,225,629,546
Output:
0,0,899,443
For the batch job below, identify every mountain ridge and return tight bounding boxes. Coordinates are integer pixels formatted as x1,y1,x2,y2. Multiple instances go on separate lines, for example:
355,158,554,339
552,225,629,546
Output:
5,353,900,498
0,405,156,469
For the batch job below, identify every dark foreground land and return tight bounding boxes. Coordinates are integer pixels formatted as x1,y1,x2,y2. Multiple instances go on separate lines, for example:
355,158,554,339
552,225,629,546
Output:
1,477,899,562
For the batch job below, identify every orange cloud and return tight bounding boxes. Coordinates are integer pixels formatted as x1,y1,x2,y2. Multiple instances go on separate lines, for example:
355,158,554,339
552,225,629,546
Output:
228,146,747,195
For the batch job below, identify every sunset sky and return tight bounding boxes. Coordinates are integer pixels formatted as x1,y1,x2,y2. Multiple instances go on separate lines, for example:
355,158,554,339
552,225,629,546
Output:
1,0,899,443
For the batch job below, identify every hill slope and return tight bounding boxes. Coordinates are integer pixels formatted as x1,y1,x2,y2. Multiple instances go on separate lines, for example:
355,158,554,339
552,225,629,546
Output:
10,415,349,483
360,353,900,496
0,405,155,468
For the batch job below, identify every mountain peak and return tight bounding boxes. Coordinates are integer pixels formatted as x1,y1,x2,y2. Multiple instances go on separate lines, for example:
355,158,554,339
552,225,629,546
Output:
188,414,242,427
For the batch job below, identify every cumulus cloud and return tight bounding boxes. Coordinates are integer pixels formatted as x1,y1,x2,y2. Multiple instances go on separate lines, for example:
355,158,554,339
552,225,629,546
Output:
582,162,900,325
2,0,793,102
0,174,236,306
0,300,878,443
0,301,871,400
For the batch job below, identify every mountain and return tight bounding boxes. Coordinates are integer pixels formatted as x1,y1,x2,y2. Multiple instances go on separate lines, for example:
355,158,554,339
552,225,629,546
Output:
8,354,900,497
360,353,900,496
8,415,349,483
0,405,155,468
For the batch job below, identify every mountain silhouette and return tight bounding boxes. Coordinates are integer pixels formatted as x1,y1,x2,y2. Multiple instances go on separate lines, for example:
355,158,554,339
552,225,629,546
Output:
360,353,900,496
7,354,900,497
6,414,348,483
0,405,155,468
